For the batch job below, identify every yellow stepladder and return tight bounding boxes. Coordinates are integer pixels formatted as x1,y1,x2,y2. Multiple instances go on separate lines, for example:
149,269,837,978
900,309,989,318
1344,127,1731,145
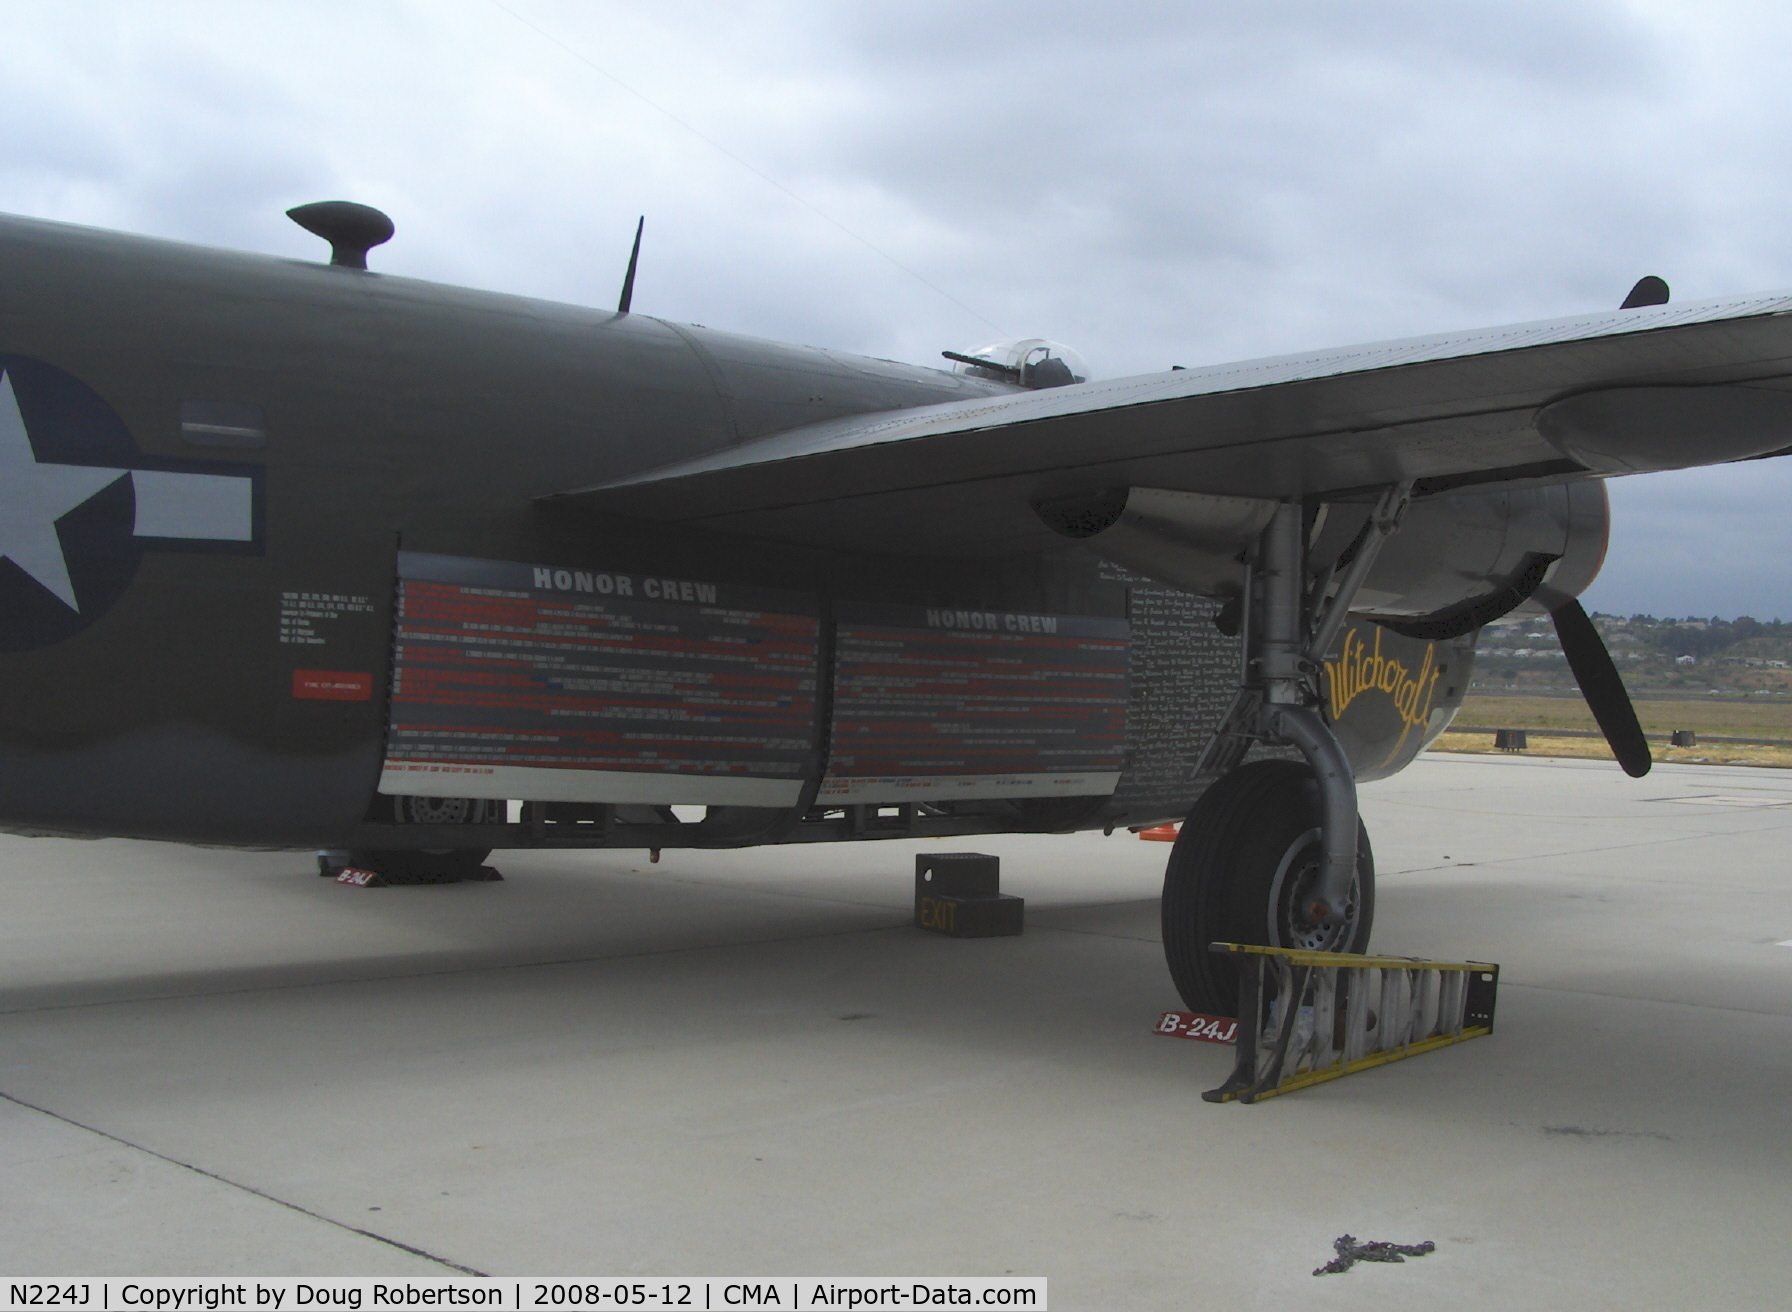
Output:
1203,944,1500,1104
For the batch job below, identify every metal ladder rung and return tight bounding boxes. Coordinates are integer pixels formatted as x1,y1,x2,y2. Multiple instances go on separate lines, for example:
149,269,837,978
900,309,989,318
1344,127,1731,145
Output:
1203,943,1500,1104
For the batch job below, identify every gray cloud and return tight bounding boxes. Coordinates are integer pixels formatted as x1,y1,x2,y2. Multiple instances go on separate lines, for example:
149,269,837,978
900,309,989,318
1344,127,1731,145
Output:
2,1,1791,613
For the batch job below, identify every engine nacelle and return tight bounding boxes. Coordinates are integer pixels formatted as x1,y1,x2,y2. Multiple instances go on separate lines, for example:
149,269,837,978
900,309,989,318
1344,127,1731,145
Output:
1036,479,1610,634
1333,480,1609,633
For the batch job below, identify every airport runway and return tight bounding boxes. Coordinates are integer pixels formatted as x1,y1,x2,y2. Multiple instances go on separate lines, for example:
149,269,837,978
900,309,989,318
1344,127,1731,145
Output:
3,753,1790,1308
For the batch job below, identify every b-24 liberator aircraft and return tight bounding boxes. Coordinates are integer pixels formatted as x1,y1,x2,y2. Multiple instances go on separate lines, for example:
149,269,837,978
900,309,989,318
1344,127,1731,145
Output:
5,202,1791,1014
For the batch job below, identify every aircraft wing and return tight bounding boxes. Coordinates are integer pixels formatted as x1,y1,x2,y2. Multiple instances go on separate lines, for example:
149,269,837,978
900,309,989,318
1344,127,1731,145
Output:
544,292,1792,556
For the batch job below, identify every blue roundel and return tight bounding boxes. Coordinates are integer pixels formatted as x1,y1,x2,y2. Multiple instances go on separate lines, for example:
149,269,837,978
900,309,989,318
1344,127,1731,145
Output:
0,353,261,652
0,355,145,651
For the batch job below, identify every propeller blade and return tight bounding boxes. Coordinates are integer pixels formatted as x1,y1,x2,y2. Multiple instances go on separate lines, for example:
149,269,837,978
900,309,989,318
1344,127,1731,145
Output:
1554,287,1659,776
1550,599,1651,777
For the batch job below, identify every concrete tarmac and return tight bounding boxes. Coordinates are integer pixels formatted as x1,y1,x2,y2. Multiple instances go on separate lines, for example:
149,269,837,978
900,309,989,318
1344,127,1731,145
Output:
3,753,1790,1308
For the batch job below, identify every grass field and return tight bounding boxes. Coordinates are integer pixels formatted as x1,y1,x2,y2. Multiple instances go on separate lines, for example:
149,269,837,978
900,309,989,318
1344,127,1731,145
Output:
1434,694,1792,767
1454,693,1792,739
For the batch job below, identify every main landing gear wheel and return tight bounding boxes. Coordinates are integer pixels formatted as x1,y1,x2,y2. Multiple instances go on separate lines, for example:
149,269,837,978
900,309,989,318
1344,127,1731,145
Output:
1161,760,1375,1017
351,795,499,885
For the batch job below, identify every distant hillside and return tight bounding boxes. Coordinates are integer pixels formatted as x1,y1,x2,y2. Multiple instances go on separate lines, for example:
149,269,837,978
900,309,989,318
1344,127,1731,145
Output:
1471,613,1792,698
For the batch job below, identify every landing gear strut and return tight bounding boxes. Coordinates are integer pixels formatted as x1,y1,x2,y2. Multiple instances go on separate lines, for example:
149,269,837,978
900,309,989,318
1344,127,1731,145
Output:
1161,490,1404,1015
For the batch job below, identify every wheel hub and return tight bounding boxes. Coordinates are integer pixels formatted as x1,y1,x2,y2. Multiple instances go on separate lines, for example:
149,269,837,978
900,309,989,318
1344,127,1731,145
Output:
397,795,482,826
1271,832,1357,952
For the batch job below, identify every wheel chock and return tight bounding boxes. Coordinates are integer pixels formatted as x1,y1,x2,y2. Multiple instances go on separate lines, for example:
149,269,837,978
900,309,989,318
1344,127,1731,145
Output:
1201,943,1499,1104
1138,824,1180,842
915,853,1023,937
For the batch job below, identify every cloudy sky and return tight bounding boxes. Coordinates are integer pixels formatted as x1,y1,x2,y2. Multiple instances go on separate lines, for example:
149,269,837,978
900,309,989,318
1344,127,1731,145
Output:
3,0,1791,617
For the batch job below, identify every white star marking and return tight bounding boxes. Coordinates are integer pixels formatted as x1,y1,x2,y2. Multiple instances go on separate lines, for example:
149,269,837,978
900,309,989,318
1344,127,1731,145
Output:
0,370,127,611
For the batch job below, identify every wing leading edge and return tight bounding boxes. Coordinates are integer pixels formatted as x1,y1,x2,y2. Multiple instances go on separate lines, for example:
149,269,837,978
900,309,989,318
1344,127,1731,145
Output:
543,291,1792,556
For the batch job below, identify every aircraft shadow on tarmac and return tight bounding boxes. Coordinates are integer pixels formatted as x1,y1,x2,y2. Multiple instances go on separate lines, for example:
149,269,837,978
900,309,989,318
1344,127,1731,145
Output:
1,843,1173,1022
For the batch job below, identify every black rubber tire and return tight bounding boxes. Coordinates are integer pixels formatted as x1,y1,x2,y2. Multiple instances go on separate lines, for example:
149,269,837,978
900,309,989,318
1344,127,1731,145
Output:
352,795,496,885
351,847,490,884
1161,760,1374,1016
